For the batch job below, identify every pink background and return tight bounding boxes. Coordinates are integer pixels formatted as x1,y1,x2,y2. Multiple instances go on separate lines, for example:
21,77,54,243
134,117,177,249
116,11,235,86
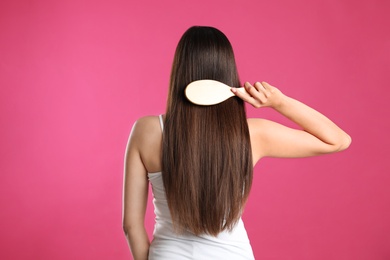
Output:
1,0,389,259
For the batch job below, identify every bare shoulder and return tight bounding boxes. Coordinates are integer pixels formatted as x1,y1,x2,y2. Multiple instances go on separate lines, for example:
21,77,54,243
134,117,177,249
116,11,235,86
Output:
247,118,267,127
247,118,274,134
247,117,302,140
129,115,163,172
247,118,279,163
131,116,162,144
134,115,161,129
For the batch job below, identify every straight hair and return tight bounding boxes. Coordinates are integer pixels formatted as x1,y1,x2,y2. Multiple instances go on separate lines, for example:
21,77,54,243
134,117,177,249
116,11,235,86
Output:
162,26,253,236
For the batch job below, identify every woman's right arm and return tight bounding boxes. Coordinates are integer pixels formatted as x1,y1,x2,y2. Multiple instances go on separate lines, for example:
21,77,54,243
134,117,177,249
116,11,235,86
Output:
232,82,351,161
123,121,150,260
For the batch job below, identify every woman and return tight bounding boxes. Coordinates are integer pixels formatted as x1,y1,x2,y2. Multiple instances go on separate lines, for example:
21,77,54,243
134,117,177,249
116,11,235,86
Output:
123,26,351,260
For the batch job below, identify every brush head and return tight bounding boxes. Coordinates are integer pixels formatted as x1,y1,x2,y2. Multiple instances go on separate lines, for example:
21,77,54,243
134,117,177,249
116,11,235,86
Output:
185,80,238,106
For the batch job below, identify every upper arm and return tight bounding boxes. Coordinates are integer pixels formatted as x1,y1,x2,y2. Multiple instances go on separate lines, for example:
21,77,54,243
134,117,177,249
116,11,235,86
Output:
249,118,343,162
122,120,149,231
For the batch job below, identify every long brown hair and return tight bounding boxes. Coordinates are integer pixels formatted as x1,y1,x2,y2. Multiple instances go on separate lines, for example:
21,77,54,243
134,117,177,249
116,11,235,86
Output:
162,26,253,236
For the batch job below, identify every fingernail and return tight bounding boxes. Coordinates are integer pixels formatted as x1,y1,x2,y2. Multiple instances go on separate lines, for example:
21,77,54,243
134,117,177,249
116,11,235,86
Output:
231,87,237,93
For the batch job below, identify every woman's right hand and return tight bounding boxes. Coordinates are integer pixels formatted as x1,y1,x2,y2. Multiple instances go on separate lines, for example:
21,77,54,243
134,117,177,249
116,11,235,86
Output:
232,81,285,109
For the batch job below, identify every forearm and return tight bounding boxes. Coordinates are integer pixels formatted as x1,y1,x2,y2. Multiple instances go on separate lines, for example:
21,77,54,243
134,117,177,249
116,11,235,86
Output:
274,94,351,150
124,226,150,260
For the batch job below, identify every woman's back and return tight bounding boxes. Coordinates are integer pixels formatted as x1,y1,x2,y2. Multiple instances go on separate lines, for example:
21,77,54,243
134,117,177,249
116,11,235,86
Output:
130,115,266,174
136,115,255,259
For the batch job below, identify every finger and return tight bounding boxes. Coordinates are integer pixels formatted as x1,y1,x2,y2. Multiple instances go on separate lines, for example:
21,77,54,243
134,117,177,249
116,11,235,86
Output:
261,81,272,88
245,82,268,104
231,86,256,102
231,86,262,108
254,82,266,92
253,82,270,98
257,82,272,98
261,81,273,92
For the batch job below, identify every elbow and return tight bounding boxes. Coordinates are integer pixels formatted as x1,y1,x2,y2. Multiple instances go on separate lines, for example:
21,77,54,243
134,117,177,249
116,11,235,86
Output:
123,220,132,236
123,220,145,237
123,224,129,236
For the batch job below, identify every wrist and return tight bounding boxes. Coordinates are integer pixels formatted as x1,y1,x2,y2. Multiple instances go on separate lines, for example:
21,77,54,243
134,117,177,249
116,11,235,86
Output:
272,92,288,110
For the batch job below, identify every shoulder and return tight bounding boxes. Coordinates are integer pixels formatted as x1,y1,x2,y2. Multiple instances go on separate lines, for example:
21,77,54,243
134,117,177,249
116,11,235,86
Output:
129,115,163,147
128,115,163,172
247,118,274,140
247,118,279,163
247,117,288,141
133,115,161,132
247,118,274,134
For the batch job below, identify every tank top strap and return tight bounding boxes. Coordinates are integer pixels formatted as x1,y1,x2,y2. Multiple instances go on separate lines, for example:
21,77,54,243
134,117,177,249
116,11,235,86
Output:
158,114,164,132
